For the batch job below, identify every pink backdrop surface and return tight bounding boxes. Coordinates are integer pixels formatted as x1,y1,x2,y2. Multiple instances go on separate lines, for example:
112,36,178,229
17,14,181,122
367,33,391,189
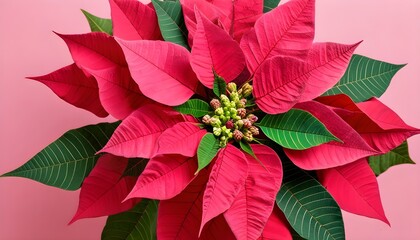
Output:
1,0,419,239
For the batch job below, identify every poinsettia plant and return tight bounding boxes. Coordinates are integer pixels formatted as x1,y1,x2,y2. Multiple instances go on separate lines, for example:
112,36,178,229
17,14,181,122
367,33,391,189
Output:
2,0,419,239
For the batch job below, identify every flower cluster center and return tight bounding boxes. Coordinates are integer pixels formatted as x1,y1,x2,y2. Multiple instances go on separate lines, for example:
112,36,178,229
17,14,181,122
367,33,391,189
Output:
202,83,259,147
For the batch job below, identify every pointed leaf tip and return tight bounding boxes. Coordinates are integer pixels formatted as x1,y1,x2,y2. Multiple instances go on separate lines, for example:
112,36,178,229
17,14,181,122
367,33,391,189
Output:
81,9,113,35
69,154,139,224
323,52,407,102
2,122,119,190
318,159,390,225
369,141,415,176
27,63,108,118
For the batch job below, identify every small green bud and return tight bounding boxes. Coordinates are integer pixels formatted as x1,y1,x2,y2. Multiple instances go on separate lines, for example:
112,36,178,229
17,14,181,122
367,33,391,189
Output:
220,94,230,104
215,107,224,116
213,127,222,136
230,92,239,102
243,129,253,142
227,82,237,92
240,83,253,98
237,98,247,108
236,119,244,128
209,117,221,127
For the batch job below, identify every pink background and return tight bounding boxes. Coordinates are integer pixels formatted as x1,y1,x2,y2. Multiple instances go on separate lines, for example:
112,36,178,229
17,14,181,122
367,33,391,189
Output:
1,0,419,239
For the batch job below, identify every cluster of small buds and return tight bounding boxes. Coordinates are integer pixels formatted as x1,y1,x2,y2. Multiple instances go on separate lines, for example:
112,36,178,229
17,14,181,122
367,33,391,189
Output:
202,82,259,147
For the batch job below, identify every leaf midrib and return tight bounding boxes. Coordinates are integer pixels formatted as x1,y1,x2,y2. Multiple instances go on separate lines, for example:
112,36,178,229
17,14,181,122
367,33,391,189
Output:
332,68,402,88
259,125,335,139
4,156,97,176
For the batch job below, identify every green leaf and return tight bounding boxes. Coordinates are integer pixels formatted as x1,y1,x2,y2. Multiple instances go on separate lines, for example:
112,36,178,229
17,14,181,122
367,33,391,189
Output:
196,133,220,174
369,141,415,176
263,0,281,13
239,141,257,159
174,99,212,117
152,0,189,49
213,73,226,97
2,122,119,190
322,54,406,102
259,109,340,150
102,199,158,240
277,160,345,240
81,9,113,35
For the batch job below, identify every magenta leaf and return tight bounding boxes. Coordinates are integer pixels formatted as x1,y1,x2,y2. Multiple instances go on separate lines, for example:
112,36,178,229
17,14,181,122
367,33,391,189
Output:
285,101,378,170
56,32,127,70
253,42,360,114
253,56,307,114
28,63,108,117
317,95,420,153
224,144,283,240
298,42,361,102
200,144,248,235
258,207,292,240
317,159,390,225
100,104,185,158
117,39,200,106
126,154,197,200
156,122,207,157
191,9,246,88
56,32,151,119
157,170,209,239
69,154,139,224
109,0,162,40
240,0,315,74
88,66,152,119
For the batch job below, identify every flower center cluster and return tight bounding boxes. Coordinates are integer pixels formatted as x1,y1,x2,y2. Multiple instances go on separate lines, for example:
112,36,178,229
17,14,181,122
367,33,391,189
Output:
202,83,259,147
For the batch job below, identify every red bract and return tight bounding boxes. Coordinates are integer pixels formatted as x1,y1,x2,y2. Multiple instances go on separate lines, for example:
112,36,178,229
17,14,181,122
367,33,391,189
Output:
28,0,418,239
